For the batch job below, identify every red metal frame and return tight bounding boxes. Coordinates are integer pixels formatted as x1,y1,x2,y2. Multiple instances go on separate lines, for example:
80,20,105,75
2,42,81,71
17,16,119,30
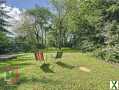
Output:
35,52,44,61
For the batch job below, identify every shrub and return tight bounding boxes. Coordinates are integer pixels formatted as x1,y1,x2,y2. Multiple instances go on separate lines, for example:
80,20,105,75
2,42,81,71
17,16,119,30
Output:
94,45,119,63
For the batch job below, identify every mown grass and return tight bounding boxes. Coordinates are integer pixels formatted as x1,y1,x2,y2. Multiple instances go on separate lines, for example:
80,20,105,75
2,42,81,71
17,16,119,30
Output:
37,48,80,52
0,52,119,90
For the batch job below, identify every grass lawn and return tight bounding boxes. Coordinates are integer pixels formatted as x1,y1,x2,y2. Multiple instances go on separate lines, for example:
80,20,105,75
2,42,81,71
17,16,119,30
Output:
0,52,119,90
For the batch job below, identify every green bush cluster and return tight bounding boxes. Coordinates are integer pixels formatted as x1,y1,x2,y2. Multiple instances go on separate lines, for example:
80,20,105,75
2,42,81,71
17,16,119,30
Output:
94,45,119,63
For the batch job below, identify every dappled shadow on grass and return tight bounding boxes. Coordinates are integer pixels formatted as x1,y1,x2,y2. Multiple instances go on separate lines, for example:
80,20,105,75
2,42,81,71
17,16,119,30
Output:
13,57,34,61
18,76,61,86
0,79,6,87
0,78,17,90
0,56,34,67
11,62,34,67
56,61,75,69
40,63,54,73
0,62,34,73
0,58,17,62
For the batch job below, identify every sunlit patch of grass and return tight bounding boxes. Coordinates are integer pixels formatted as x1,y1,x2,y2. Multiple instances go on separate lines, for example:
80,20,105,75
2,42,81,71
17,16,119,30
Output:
0,52,119,90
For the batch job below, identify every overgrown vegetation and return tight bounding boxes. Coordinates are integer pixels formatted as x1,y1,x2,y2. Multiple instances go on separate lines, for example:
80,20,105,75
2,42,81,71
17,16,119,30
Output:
0,0,12,54
0,0,119,63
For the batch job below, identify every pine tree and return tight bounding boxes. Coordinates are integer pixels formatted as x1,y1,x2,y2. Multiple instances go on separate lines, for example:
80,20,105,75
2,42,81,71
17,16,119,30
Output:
0,0,10,33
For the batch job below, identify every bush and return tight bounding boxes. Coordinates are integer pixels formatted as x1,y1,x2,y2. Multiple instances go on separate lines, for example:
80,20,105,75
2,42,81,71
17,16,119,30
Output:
94,45,119,63
77,40,97,52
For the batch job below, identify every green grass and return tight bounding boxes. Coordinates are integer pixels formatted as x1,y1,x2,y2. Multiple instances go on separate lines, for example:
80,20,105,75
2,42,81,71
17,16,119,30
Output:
0,53,119,90
38,47,80,52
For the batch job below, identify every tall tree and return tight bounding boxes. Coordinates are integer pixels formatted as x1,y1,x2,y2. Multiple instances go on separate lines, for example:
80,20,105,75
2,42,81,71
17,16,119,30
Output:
16,7,52,51
0,0,11,54
50,0,71,50
27,6,52,49
0,0,10,33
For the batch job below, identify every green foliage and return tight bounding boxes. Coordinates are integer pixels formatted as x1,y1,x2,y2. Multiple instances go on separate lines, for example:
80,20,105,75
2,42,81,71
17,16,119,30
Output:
0,1,13,54
15,7,53,51
1,0,118,63
28,7,52,49
0,1,11,33
0,32,10,53
94,46,119,63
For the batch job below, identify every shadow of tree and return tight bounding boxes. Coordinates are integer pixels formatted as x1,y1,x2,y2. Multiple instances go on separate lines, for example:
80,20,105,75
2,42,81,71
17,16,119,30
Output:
0,62,33,73
0,78,17,90
17,76,61,86
11,63,34,67
40,63,54,73
56,62,75,69
13,58,33,61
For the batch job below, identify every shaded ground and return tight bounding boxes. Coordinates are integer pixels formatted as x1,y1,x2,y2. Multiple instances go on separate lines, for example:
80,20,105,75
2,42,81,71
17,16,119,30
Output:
0,55,17,60
0,53,119,90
